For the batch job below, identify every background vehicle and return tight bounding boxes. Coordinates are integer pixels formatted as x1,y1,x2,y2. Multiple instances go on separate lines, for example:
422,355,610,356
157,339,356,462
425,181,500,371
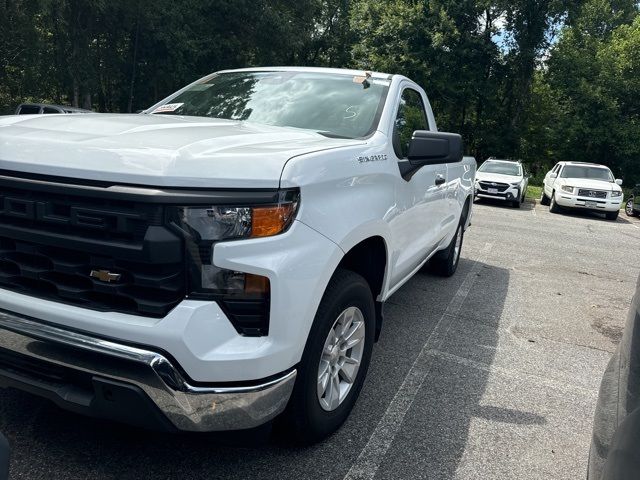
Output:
14,103,91,114
625,184,640,217
0,67,475,443
541,162,623,220
474,158,528,208
589,275,640,479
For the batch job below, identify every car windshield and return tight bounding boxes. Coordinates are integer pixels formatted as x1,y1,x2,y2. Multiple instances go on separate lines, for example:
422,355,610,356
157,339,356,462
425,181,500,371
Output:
149,71,390,139
478,161,521,176
560,165,613,181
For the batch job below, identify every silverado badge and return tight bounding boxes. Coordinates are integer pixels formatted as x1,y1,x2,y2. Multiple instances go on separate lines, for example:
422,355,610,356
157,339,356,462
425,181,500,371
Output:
90,270,122,283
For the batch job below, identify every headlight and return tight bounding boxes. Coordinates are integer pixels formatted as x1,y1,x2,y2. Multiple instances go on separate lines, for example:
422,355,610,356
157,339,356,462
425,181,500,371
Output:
167,189,299,336
510,181,521,187
561,185,574,193
611,190,622,197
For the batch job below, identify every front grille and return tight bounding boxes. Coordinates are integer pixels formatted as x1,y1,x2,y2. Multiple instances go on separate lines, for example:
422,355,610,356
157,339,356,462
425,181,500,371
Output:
0,179,185,318
577,189,607,199
478,181,509,192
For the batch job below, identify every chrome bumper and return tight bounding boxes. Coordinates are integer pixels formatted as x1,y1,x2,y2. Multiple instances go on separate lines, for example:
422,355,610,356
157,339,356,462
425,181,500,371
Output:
0,310,296,432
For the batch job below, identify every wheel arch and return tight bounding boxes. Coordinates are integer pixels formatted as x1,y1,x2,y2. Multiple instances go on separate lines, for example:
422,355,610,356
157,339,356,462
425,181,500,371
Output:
336,235,389,342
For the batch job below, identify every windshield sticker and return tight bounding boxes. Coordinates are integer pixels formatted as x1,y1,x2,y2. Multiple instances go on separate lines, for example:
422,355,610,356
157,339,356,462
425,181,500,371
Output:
152,103,184,114
357,154,388,164
353,71,373,85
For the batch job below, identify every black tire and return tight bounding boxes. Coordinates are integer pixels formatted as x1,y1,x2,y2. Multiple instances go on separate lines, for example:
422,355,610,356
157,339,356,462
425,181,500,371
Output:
512,198,521,208
606,210,619,221
282,269,375,444
626,198,637,217
549,192,560,213
540,188,550,206
430,220,464,277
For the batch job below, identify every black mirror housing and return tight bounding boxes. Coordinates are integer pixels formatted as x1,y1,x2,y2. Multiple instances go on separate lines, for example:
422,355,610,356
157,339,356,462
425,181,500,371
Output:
407,130,463,166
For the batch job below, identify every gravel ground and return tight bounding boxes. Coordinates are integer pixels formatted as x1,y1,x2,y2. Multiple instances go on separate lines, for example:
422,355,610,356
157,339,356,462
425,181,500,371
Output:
1,199,639,480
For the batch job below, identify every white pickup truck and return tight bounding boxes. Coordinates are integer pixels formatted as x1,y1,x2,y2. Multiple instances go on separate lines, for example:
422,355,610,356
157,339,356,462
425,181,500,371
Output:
0,67,475,442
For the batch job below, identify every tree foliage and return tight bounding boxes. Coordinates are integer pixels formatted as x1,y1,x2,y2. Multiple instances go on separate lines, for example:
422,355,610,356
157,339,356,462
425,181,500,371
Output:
0,0,638,184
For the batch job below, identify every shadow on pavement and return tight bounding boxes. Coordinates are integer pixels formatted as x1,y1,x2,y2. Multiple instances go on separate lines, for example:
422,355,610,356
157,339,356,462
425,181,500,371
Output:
370,259,516,479
474,197,535,211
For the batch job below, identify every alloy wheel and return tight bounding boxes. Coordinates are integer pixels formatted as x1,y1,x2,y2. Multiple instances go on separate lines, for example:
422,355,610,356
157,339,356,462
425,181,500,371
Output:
317,306,366,411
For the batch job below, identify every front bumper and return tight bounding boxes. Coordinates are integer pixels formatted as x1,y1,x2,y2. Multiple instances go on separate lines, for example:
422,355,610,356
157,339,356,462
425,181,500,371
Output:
475,184,520,202
0,309,296,432
555,193,622,212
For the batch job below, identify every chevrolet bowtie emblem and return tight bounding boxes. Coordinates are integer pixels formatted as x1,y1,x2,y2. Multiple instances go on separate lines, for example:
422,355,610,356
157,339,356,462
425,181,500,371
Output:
90,269,122,283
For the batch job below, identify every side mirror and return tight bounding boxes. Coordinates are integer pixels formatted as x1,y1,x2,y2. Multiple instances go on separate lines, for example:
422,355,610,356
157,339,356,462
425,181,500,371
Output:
615,179,623,186
407,130,463,166
549,172,558,179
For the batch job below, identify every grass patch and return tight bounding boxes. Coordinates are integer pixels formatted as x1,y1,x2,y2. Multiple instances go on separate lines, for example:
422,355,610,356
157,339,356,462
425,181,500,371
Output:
526,185,542,200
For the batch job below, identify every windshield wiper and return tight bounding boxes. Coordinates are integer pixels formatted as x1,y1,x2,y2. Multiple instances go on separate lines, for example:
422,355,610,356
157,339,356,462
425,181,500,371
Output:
317,131,354,139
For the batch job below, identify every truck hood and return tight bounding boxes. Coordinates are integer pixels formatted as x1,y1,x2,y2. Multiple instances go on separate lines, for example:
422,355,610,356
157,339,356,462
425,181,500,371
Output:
475,172,522,183
0,114,363,188
558,177,621,192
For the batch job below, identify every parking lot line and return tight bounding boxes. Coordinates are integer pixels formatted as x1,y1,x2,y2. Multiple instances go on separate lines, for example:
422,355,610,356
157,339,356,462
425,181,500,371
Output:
343,243,493,480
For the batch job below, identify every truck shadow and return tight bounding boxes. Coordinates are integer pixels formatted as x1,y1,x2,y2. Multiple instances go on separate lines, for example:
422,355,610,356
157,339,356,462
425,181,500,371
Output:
551,208,632,224
474,197,535,211
0,258,514,480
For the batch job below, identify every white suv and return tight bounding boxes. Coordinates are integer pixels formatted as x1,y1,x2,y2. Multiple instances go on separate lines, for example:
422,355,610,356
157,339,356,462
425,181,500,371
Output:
474,159,528,208
541,162,623,220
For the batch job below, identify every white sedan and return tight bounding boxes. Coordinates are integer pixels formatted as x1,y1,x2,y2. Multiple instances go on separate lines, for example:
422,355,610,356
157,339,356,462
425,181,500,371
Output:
541,161,623,220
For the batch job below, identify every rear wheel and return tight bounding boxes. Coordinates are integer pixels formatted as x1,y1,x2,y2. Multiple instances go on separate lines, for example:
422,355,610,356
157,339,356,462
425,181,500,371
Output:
540,188,550,206
282,269,375,444
626,198,637,217
549,192,560,213
430,221,464,277
606,210,619,221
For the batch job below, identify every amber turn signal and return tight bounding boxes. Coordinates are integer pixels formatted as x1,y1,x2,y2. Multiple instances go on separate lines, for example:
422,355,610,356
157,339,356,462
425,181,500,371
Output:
251,204,296,238
244,273,270,294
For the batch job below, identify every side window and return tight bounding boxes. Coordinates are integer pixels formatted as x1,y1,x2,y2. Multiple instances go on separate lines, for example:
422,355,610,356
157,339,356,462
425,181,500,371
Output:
552,164,560,174
43,107,60,114
17,105,40,115
394,88,428,158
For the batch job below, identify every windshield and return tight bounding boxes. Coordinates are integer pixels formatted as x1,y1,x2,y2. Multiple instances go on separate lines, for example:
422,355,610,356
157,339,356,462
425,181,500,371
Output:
150,71,390,139
478,161,521,176
560,165,613,181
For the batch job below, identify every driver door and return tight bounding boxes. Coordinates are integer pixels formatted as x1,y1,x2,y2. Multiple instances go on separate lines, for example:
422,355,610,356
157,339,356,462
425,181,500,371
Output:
388,87,448,286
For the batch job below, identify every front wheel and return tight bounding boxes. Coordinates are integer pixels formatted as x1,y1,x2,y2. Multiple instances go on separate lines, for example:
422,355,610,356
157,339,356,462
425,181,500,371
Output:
430,221,464,277
606,210,619,221
549,193,560,213
282,269,375,444
626,199,637,217
540,188,550,206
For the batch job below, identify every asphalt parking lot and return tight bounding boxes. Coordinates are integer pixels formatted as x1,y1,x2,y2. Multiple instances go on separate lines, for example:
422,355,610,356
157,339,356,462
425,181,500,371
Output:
1,200,639,480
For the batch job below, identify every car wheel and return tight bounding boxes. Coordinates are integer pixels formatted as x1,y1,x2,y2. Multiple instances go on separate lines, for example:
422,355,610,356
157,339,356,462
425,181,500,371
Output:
282,269,375,444
430,220,464,277
549,192,560,213
626,198,637,217
512,198,521,208
606,210,619,221
540,188,550,206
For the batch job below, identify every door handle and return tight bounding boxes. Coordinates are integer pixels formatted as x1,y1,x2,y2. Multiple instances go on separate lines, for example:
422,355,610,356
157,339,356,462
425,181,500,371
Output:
435,174,446,186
